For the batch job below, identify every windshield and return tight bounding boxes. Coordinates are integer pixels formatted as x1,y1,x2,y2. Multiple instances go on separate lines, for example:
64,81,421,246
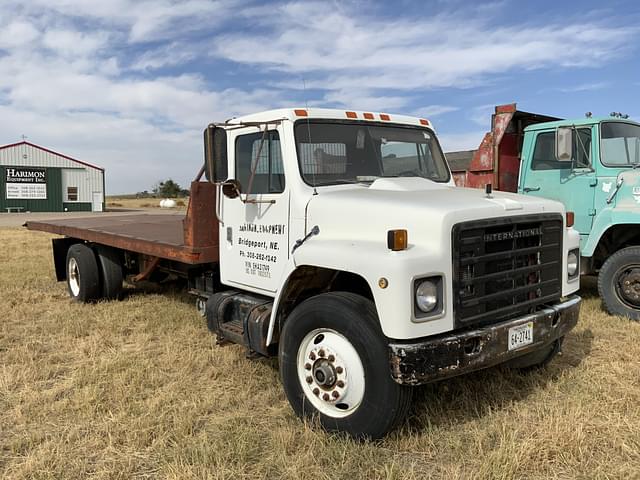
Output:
294,121,450,186
601,122,640,166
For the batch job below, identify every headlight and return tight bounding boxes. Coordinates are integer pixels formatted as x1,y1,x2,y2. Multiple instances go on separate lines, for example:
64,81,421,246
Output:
567,249,579,278
416,280,438,313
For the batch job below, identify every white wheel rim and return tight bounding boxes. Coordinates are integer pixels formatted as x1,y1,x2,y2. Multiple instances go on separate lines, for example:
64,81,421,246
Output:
296,328,365,418
68,257,80,296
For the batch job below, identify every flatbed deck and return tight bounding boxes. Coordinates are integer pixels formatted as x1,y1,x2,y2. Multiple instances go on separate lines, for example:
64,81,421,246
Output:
26,213,219,264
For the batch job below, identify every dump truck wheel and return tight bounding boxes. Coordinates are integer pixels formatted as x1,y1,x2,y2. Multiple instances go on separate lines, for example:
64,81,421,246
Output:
279,292,412,440
94,245,123,300
598,246,640,321
66,244,100,303
505,337,563,371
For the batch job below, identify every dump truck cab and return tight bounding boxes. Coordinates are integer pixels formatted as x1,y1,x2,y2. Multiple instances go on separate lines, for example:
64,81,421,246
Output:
448,103,640,320
520,116,640,318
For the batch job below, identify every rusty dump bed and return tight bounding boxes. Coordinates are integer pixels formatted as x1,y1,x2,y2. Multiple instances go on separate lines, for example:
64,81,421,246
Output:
26,182,219,265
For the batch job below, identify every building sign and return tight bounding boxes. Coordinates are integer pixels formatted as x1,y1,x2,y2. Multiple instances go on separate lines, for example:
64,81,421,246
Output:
5,167,47,199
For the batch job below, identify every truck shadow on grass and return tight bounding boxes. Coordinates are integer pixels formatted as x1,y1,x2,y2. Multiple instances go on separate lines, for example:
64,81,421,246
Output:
404,326,594,433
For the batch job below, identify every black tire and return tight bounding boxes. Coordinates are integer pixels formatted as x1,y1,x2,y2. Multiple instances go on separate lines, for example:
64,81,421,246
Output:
94,245,123,300
505,337,563,371
66,243,100,303
279,292,412,439
598,246,640,320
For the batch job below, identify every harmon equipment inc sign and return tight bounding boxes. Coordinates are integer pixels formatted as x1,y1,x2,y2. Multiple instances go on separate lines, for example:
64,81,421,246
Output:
5,167,47,200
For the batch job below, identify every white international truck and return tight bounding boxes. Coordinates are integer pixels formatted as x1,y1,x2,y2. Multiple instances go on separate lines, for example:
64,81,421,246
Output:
27,108,582,439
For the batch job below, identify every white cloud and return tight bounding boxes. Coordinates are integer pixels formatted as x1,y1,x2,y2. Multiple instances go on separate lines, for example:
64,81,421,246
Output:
0,20,39,48
0,0,636,193
42,29,109,57
438,131,486,153
411,105,460,118
214,2,636,94
557,82,610,93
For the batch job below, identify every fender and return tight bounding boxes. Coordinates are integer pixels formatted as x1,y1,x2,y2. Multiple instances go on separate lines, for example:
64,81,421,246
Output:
267,237,453,345
582,206,640,257
267,238,383,345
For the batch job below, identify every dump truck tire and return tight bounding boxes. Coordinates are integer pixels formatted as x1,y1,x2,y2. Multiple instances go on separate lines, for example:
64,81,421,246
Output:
279,292,412,440
505,337,563,370
598,246,640,321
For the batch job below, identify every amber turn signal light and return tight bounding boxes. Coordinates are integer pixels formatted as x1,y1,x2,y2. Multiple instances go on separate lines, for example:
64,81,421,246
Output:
566,211,575,228
387,229,408,251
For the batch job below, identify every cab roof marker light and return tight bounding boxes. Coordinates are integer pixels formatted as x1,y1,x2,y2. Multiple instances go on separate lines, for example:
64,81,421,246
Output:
419,119,429,126
380,114,391,121
345,111,358,119
294,109,308,117
363,112,374,120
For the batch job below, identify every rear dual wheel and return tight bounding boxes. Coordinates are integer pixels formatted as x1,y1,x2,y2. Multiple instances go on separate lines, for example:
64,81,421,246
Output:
66,244,123,302
279,292,412,439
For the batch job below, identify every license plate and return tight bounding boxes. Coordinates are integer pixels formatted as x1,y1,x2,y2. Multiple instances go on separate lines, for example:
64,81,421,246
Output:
508,322,534,351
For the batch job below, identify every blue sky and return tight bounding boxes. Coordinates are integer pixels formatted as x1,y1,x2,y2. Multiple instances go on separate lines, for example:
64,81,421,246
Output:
0,0,638,193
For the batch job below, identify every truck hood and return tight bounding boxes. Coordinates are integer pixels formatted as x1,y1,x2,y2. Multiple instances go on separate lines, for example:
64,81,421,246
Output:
305,177,564,245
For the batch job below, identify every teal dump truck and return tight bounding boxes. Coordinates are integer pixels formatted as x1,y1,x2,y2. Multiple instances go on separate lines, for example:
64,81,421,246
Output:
449,103,640,319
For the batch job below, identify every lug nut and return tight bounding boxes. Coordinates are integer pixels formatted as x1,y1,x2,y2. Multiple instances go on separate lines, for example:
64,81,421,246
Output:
337,380,345,388
328,354,335,362
625,280,631,285
336,366,344,374
318,349,325,357
313,388,319,395
306,376,313,384
304,363,311,370
309,352,316,360
332,390,340,398
323,393,330,401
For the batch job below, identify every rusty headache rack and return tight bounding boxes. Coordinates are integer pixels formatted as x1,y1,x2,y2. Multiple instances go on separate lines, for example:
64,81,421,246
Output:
26,181,219,265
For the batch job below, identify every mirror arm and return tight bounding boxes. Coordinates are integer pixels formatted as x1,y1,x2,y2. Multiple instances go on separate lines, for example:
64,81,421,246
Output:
214,182,224,225
606,177,624,204
194,164,206,182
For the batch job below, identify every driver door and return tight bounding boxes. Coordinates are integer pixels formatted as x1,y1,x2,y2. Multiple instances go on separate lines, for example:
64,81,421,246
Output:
218,126,290,294
520,127,597,235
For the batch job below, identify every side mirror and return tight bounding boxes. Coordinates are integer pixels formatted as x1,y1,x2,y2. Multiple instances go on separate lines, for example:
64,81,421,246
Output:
555,127,573,162
204,125,228,182
221,179,242,199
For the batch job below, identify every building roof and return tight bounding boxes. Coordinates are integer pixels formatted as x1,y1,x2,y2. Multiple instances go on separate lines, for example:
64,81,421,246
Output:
445,149,475,172
0,141,104,172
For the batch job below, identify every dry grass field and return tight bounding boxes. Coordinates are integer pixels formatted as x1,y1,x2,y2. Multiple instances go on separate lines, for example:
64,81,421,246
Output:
1,227,639,479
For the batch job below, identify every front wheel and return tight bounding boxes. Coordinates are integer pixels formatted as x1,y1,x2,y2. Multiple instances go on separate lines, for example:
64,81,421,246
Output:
279,292,412,439
598,246,640,320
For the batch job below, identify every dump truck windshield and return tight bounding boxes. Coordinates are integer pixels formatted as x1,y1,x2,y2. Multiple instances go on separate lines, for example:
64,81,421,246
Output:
601,122,640,166
294,121,450,186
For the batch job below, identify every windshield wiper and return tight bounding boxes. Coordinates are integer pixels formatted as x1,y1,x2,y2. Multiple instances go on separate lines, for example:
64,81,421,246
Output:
314,178,374,186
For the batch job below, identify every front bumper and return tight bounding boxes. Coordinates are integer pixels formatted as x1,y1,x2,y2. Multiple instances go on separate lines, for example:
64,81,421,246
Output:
389,295,581,386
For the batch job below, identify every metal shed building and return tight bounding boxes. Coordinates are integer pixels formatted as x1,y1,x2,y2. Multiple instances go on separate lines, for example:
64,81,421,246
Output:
0,141,104,213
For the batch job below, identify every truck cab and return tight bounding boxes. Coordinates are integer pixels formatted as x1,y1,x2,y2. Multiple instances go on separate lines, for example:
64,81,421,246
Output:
448,104,640,320
30,107,582,439
520,117,640,319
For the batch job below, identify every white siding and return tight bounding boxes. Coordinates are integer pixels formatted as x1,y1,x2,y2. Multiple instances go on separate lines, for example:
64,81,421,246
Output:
1,143,104,205
61,168,103,203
